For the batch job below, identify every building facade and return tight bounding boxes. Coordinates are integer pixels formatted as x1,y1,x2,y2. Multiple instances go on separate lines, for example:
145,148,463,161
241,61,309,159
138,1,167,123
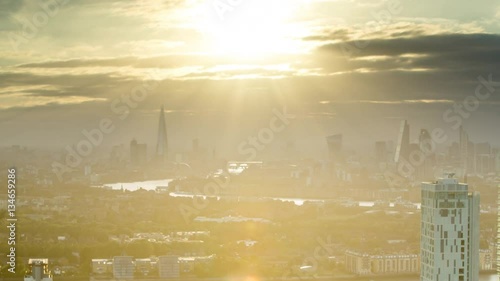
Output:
420,175,479,281
91,259,112,275
112,256,135,280
345,251,371,275
479,249,493,271
158,256,180,279
130,139,147,166
345,251,420,275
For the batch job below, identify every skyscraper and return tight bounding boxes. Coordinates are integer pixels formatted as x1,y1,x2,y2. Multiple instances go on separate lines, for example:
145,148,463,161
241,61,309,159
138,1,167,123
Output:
459,126,477,175
416,129,435,181
326,134,343,163
421,174,479,281
130,139,147,166
419,129,432,153
459,126,469,170
394,120,410,164
375,141,388,163
475,142,492,175
326,134,343,181
156,105,168,163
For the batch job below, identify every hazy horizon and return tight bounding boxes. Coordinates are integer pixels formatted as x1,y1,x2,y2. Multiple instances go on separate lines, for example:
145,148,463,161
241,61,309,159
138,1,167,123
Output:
1,0,500,158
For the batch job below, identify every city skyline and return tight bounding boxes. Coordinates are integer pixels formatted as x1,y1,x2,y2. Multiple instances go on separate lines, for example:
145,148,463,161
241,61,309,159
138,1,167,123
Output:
0,0,499,280
1,113,499,161
0,1,500,152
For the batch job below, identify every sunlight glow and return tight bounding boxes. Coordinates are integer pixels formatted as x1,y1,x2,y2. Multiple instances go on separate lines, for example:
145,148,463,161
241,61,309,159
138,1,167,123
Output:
198,0,307,57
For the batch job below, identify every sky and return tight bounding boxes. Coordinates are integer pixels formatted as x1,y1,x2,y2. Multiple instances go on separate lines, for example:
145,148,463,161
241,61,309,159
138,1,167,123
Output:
0,0,499,158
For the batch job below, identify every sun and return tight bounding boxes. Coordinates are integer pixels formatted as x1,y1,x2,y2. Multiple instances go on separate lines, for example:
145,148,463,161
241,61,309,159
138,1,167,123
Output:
197,0,305,57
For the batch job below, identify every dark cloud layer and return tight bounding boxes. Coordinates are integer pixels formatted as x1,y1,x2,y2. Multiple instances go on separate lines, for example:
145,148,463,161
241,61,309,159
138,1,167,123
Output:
318,33,500,57
4,33,500,114
1,0,500,151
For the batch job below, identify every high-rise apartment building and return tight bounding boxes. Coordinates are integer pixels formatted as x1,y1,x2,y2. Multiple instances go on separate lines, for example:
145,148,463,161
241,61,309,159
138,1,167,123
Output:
459,126,469,172
421,174,479,281
415,129,435,181
326,134,343,163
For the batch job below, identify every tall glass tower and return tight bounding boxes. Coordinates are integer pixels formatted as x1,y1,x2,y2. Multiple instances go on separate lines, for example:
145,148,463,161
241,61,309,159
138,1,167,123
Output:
394,119,410,164
420,174,479,281
156,105,168,163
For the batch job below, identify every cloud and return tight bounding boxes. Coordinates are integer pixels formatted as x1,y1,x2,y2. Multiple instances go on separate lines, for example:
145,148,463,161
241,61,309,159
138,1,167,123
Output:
2,31,499,115
303,28,351,41
16,54,300,69
308,32,500,82
0,93,106,110
317,33,500,57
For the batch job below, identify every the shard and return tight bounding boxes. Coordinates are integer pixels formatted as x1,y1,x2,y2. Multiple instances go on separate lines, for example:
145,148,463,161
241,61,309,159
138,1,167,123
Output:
156,105,168,163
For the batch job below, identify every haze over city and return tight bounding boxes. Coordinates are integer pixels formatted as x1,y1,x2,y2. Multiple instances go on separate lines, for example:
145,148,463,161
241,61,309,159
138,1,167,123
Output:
1,0,500,157
0,0,500,281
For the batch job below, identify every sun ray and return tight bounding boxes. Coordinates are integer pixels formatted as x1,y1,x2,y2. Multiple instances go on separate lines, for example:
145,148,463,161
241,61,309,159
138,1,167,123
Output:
196,0,309,58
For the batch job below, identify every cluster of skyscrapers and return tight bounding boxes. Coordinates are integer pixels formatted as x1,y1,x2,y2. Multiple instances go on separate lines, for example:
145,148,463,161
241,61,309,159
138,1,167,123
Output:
391,120,499,182
393,120,436,181
457,126,499,175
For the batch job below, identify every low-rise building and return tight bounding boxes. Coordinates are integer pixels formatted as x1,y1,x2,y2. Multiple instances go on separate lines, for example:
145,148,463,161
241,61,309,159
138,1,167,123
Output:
345,251,371,275
178,255,214,273
370,254,419,274
345,251,419,275
479,249,493,270
158,256,180,279
113,256,134,279
91,259,112,275
135,258,157,277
